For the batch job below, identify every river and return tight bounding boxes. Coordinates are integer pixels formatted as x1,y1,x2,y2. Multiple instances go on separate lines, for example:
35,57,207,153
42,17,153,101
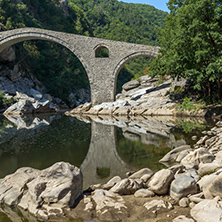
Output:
0,113,216,221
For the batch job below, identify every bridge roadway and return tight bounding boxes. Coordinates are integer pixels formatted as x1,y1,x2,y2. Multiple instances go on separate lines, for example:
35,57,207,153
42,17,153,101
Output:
0,28,159,105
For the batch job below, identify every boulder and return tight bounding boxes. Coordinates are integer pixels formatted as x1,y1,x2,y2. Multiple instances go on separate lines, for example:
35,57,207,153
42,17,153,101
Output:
3,96,56,116
91,189,128,221
122,80,140,91
173,215,194,222
110,178,142,195
181,148,215,165
191,199,222,222
198,174,218,192
144,199,173,211
0,162,83,220
170,175,198,200
159,145,191,162
198,161,222,176
196,135,209,145
129,168,153,180
188,193,205,204
179,168,200,182
207,173,222,199
176,150,190,162
106,176,122,186
179,197,190,207
134,189,155,198
28,88,42,100
148,169,174,195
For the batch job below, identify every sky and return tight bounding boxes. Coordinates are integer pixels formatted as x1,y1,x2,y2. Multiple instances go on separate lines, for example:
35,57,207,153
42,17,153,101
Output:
118,0,170,12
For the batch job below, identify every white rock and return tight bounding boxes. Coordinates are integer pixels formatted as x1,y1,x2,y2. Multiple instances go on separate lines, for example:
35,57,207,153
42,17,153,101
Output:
144,199,173,211
173,215,194,222
92,189,128,221
148,169,174,195
129,168,153,180
191,199,222,222
134,189,155,198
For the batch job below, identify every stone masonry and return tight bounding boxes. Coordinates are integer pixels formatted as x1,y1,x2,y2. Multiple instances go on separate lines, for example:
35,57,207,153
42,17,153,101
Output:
0,28,160,105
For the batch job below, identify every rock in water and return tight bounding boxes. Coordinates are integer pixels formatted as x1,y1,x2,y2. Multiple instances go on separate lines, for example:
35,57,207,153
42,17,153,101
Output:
0,162,83,220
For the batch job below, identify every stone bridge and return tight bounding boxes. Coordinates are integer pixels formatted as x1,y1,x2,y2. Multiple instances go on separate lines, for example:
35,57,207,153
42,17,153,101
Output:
0,28,160,105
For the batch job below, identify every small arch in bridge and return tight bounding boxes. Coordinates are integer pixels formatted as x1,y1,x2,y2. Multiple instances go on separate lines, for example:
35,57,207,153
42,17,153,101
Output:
94,44,109,58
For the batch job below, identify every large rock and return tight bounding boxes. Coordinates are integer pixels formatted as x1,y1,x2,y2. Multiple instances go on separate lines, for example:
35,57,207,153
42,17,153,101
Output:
134,189,155,198
198,174,218,192
191,199,222,222
159,145,191,162
207,173,222,199
0,162,83,220
148,169,174,195
129,168,153,180
170,175,198,200
91,189,128,221
173,215,194,222
122,80,140,91
3,96,56,116
198,161,222,176
28,88,42,100
181,148,215,165
144,199,173,211
110,178,142,195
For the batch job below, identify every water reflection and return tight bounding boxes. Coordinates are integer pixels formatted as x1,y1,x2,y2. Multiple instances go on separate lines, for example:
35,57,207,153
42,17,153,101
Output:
0,113,215,222
81,121,131,187
0,114,215,184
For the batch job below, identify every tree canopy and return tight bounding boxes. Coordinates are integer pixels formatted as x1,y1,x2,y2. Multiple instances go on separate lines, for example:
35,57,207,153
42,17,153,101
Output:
150,0,222,101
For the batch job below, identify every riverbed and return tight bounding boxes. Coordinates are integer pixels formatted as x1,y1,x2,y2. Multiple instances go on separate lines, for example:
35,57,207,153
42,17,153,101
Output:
0,113,216,221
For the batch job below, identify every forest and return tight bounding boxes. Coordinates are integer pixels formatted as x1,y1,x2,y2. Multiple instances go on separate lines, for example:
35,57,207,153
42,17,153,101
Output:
0,0,167,102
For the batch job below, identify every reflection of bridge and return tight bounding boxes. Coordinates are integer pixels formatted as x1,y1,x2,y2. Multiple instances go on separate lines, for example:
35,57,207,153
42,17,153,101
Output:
80,121,131,188
0,28,159,105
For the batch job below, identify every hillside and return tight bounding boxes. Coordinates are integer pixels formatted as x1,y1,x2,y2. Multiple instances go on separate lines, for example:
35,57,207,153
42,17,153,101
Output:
0,0,167,105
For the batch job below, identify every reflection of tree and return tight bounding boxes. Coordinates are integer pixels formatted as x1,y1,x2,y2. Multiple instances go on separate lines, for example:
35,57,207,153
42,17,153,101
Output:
117,137,171,171
178,120,207,134
0,117,13,136
0,116,91,178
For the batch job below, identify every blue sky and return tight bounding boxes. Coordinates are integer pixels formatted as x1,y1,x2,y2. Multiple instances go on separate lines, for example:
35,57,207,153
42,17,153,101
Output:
118,0,170,12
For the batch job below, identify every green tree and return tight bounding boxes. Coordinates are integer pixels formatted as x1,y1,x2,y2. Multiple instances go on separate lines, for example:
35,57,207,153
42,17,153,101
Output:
150,0,222,101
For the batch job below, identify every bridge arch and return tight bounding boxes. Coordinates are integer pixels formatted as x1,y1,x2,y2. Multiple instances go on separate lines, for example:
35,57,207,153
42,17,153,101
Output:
113,51,156,98
0,28,160,105
94,44,109,58
0,30,91,81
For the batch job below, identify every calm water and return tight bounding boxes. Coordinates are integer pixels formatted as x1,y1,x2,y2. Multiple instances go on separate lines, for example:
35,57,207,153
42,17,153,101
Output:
0,113,216,221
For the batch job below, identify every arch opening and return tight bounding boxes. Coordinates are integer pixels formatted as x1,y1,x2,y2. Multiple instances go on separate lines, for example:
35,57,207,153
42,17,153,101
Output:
114,52,155,98
0,36,91,107
95,46,109,58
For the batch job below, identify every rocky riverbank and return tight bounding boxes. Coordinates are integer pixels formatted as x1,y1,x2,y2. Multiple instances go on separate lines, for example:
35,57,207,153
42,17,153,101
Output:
1,120,222,221
69,120,222,222
66,75,219,119
0,46,90,115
